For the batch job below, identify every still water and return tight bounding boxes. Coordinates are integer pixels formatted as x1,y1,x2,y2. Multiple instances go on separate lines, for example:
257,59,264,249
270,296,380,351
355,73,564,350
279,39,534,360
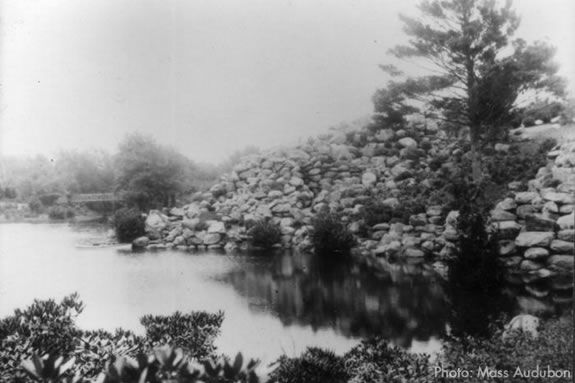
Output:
1,223,566,363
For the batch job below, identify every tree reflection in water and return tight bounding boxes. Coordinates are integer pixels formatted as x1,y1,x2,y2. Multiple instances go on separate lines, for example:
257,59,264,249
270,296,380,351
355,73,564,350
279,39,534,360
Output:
214,252,449,350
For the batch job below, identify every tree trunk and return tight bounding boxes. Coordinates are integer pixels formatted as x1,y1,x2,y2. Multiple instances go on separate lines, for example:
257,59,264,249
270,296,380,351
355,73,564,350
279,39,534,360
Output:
470,126,482,183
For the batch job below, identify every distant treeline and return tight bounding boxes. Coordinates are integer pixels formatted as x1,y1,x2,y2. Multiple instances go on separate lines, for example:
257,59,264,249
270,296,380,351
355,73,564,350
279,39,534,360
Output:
0,133,259,211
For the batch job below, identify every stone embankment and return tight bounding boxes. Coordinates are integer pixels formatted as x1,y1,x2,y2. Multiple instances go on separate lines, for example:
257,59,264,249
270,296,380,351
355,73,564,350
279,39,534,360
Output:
133,125,574,292
134,123,457,254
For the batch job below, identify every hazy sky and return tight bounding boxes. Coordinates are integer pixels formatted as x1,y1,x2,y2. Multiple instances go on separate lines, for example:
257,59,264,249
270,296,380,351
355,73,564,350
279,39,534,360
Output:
1,0,574,163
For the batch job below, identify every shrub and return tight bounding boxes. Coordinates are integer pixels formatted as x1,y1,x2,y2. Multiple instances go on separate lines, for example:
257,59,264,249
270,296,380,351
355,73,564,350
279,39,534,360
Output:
447,182,503,293
270,347,349,383
310,210,356,257
344,338,431,383
249,219,282,249
361,199,393,227
440,314,574,383
48,206,76,220
140,310,224,360
28,198,43,214
0,294,84,379
39,193,62,207
113,207,145,243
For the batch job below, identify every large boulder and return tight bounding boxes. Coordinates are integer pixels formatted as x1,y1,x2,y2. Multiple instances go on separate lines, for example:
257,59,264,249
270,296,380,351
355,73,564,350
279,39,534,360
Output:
514,192,538,204
550,240,575,253
361,172,377,187
523,247,549,260
547,254,574,272
203,233,222,246
398,137,417,149
132,236,149,250
557,212,575,229
145,210,169,235
502,314,540,340
525,214,557,232
207,220,226,234
515,232,554,248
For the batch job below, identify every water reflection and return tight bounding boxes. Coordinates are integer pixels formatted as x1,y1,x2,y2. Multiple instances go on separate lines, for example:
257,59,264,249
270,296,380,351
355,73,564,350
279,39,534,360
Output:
215,252,449,349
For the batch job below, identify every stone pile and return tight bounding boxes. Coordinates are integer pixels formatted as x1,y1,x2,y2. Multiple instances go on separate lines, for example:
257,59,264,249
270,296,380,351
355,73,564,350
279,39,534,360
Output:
490,141,575,281
133,123,463,253
132,125,574,289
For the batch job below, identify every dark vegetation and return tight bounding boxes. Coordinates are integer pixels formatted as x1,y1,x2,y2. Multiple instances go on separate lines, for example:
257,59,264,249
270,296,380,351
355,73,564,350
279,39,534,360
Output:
47,206,76,220
248,220,283,249
113,208,146,243
0,295,258,383
1,294,570,383
310,210,356,257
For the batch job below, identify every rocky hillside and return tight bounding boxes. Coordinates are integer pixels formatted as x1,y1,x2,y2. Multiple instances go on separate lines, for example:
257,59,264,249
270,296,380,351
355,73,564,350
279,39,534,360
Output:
135,122,574,284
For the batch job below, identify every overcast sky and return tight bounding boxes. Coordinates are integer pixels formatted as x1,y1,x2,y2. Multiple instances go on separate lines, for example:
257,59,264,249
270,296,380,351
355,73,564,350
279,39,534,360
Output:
1,0,574,163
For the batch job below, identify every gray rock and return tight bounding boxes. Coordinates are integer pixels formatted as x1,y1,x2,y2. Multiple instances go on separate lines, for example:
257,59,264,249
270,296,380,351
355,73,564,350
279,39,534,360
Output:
426,206,442,217
361,172,377,187
550,240,575,253
207,221,226,234
503,315,540,340
522,268,553,283
515,232,555,247
499,256,522,268
525,214,557,232
203,233,222,245
404,248,425,257
557,229,574,242
541,190,574,204
525,285,549,298
443,226,458,241
132,236,149,249
523,247,549,260
145,210,169,234
495,197,517,211
543,201,559,214
490,209,517,222
520,259,543,272
557,212,574,229
547,255,574,272
493,221,521,239
514,192,538,204
516,205,536,219
398,137,417,148
497,240,516,256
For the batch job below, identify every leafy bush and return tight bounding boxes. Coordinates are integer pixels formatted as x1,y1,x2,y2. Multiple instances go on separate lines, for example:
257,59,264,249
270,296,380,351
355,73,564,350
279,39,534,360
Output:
345,338,431,383
0,294,85,379
310,210,356,257
248,220,282,249
113,207,145,243
0,295,240,382
140,311,224,360
447,182,503,293
270,347,349,383
20,347,261,383
484,139,557,185
39,193,62,207
28,198,43,214
48,206,76,220
440,314,573,383
361,199,393,227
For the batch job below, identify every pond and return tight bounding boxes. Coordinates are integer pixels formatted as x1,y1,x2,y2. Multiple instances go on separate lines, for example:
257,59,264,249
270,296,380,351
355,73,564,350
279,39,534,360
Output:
0,223,570,363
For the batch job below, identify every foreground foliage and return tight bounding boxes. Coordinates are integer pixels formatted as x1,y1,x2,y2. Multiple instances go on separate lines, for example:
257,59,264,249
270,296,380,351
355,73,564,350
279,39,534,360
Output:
1,295,572,383
438,314,574,383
